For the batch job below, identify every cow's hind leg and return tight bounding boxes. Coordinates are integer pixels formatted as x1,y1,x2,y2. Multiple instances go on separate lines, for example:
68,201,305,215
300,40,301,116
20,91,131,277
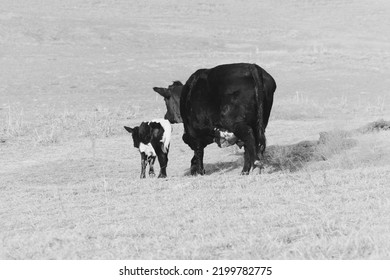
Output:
234,123,256,175
254,124,266,167
148,156,156,177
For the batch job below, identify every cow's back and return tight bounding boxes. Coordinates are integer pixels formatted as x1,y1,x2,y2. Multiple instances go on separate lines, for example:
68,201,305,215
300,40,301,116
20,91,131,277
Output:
181,63,260,138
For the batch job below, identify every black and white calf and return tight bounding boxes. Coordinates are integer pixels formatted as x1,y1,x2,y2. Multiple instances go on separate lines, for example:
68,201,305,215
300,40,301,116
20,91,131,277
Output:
124,119,172,178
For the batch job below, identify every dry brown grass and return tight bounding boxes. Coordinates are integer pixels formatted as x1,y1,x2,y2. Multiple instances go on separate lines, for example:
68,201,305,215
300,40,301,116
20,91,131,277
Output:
1,111,390,259
0,106,26,138
2,0,390,260
2,164,390,259
1,104,140,146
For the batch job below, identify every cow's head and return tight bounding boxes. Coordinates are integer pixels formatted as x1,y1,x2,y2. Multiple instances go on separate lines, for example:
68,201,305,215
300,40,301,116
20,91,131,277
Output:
153,81,183,124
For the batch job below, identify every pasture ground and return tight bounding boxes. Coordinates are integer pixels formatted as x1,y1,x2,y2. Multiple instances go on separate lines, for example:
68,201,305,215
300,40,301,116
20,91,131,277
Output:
1,0,390,259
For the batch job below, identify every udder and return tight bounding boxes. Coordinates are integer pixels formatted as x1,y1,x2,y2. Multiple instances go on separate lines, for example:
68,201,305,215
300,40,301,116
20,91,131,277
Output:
213,128,244,148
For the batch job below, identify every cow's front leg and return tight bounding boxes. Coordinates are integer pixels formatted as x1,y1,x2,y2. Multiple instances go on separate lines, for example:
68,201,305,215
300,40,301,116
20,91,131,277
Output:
190,155,198,175
140,153,147,179
148,156,156,177
184,133,206,176
190,146,205,175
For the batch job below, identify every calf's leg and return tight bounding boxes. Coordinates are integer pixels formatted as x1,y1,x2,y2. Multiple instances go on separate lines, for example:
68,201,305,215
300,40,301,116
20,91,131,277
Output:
140,153,147,179
148,156,156,177
157,152,168,178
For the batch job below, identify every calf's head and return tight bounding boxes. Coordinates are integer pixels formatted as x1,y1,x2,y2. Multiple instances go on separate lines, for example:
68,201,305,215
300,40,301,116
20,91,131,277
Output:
124,122,153,146
124,125,140,148
153,81,183,124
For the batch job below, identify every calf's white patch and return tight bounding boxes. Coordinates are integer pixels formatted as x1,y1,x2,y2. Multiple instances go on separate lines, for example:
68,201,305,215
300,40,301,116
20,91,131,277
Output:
139,143,156,158
151,118,172,153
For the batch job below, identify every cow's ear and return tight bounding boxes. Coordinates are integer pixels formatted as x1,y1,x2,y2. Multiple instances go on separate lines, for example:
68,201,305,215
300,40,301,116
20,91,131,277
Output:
153,87,171,99
124,126,133,133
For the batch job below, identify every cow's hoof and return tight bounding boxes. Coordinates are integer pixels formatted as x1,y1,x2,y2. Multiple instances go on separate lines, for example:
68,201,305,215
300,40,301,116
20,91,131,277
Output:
190,169,205,176
190,166,197,176
158,173,167,178
241,171,250,175
149,172,156,177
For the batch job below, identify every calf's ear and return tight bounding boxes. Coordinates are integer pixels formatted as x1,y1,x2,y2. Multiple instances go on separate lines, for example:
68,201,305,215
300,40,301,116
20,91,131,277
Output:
153,87,171,99
124,126,133,133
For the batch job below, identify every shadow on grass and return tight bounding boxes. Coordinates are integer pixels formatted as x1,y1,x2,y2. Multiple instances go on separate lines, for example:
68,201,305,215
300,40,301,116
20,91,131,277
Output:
183,161,242,176
201,119,390,175
264,119,390,172
262,136,356,173
187,130,359,175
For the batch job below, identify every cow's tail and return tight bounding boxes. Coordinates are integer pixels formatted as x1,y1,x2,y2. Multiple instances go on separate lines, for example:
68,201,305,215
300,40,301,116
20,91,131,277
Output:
250,64,266,157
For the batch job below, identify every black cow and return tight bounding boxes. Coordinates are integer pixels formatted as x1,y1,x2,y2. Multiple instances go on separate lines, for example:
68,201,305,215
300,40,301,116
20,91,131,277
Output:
153,63,276,175
124,119,171,178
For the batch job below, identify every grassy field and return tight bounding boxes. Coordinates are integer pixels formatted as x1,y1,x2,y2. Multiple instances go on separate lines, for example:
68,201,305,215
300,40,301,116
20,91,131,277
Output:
1,0,390,259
